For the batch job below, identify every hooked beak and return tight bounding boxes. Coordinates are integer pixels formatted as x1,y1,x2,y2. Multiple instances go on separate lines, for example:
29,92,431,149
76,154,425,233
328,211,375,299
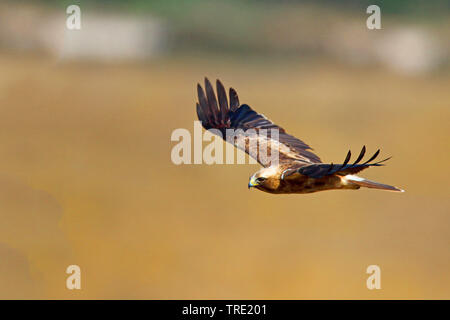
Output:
248,177,258,189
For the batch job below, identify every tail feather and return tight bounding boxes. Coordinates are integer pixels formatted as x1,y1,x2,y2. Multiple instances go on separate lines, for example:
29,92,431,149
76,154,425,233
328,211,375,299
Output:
345,175,404,192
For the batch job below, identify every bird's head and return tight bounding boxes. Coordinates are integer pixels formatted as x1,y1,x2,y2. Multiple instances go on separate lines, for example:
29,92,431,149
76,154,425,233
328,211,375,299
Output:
248,167,280,191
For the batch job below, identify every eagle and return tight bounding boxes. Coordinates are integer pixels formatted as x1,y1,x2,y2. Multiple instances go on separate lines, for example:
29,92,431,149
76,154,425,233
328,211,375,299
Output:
196,78,404,194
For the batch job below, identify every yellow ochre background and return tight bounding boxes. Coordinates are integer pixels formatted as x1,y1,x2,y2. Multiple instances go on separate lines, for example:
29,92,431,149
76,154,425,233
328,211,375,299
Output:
0,1,449,299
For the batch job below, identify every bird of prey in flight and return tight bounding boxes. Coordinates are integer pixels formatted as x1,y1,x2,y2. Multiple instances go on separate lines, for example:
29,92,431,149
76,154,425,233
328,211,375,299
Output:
196,78,404,194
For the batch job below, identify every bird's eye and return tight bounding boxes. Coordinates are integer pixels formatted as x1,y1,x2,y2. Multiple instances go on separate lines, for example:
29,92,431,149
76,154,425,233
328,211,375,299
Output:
256,177,267,183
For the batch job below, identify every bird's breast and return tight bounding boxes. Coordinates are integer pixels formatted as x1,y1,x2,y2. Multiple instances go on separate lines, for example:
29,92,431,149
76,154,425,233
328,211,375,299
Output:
270,175,346,194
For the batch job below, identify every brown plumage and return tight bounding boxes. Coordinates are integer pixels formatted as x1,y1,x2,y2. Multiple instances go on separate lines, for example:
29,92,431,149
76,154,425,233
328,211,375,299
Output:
196,78,404,194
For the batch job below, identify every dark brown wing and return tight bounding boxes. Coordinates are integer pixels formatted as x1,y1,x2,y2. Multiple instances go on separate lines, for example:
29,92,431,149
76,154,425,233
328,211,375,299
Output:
281,146,391,179
196,78,321,167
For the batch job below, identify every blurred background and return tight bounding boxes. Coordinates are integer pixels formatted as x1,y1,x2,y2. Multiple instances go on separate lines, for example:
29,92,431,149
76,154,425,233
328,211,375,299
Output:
0,0,449,299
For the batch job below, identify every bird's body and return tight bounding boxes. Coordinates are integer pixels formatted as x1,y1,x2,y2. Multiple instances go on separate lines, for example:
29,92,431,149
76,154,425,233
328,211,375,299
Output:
249,165,357,194
195,78,404,194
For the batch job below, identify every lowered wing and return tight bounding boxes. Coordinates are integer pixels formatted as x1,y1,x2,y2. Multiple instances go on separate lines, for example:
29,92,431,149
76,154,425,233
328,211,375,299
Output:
282,146,391,179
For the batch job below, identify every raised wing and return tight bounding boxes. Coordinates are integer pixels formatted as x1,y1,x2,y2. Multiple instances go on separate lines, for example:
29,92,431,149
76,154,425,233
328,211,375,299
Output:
282,146,391,179
196,78,321,167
